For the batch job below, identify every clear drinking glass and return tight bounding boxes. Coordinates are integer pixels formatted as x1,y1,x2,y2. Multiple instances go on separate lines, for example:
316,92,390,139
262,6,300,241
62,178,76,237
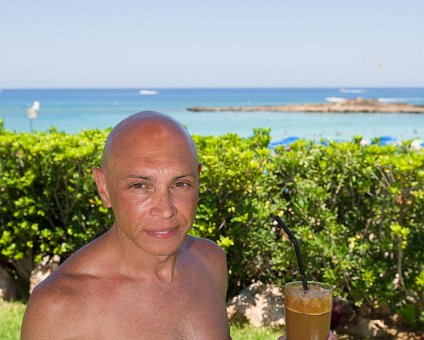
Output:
285,281,334,340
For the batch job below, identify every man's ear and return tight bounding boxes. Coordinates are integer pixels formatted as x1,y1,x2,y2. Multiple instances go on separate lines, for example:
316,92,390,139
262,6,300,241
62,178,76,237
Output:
197,163,202,174
92,167,112,208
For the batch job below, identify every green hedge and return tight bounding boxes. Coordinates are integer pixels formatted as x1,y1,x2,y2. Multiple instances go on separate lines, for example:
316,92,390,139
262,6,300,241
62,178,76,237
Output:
0,127,423,320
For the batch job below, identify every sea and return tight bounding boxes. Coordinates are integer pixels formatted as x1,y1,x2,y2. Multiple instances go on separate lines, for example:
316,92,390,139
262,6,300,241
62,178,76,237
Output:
1,88,424,142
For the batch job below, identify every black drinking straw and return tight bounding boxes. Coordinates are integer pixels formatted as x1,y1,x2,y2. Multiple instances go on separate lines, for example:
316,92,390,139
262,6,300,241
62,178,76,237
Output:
274,215,309,291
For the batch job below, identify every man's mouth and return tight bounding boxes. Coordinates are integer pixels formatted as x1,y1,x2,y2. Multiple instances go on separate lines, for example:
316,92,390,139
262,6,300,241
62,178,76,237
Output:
145,227,178,239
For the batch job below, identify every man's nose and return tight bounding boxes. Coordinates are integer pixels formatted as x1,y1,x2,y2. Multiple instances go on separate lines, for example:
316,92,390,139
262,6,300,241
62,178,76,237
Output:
149,190,177,218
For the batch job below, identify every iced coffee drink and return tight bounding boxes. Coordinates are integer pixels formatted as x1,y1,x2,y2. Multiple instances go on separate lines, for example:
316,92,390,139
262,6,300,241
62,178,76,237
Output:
285,281,333,340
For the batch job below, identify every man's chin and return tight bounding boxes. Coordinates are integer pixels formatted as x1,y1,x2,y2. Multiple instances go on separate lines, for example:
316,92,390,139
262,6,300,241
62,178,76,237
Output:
139,239,185,258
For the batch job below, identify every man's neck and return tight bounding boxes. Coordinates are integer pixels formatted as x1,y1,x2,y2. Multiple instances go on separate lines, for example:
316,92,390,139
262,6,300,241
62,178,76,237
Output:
103,224,184,283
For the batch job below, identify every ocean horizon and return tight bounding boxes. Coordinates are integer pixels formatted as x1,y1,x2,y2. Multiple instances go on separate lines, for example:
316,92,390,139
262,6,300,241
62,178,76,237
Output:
1,87,424,142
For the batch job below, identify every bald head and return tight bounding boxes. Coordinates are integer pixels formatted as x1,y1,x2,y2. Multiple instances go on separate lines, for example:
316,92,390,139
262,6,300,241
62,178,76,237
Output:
101,111,198,172
92,110,202,257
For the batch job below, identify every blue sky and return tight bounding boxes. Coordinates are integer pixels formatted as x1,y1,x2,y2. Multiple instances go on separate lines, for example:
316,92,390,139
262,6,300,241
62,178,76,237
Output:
0,0,423,88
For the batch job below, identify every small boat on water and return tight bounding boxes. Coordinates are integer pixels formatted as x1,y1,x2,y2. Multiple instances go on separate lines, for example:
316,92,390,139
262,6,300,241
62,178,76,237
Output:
139,90,159,95
340,89,365,94
325,96,346,103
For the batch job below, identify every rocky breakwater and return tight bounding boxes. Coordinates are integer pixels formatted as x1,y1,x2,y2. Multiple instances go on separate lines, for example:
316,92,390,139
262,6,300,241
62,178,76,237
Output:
187,98,424,113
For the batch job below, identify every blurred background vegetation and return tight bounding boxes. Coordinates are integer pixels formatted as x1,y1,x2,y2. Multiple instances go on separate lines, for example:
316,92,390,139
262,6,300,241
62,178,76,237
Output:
1,125,423,332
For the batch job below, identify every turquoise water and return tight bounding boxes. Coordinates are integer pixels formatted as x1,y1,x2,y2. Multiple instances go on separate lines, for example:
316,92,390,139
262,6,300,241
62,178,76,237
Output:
1,88,423,141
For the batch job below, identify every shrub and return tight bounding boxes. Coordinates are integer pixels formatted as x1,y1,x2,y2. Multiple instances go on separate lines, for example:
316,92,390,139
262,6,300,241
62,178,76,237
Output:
0,128,423,321
0,129,113,294
265,140,424,317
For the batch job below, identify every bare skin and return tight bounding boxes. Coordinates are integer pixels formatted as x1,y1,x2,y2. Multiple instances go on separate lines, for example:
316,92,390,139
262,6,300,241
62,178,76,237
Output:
21,111,231,339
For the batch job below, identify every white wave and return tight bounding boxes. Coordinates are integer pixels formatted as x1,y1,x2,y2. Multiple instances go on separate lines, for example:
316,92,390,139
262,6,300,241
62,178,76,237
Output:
340,89,365,93
326,96,346,103
139,90,159,95
378,98,408,103
378,97,424,103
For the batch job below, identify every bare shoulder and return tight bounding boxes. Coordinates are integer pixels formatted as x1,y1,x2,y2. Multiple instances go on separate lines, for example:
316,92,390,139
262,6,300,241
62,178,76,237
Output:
21,269,84,339
185,235,228,296
21,235,107,339
186,235,227,266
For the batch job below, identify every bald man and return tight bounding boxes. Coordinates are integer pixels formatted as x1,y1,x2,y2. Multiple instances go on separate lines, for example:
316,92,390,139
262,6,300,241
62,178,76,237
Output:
21,111,231,339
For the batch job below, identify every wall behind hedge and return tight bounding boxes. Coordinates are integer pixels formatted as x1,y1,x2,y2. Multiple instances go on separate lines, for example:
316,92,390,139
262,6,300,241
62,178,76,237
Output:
0,127,423,316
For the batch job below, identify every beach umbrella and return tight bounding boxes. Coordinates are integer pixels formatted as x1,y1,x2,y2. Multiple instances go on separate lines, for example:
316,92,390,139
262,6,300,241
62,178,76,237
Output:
371,136,396,146
269,136,299,149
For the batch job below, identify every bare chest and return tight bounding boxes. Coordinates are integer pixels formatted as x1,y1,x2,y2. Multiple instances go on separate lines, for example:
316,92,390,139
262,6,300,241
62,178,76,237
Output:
76,276,230,339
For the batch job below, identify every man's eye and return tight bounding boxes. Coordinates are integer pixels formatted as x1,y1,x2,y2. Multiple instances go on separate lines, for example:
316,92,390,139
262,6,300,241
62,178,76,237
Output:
175,181,190,188
131,183,146,189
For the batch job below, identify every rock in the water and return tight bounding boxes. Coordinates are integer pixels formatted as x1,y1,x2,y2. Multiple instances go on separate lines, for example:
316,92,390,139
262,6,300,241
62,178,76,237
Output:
187,98,424,113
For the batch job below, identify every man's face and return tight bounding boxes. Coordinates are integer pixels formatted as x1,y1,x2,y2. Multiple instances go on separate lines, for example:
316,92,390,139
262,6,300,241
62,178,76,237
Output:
96,122,200,258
